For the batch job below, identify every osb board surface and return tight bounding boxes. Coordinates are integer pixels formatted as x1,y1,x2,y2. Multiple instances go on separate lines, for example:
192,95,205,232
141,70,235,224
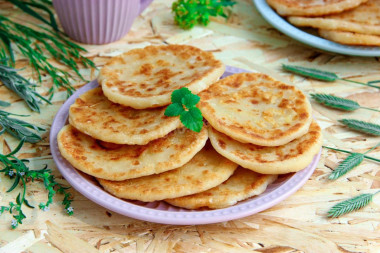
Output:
0,0,379,252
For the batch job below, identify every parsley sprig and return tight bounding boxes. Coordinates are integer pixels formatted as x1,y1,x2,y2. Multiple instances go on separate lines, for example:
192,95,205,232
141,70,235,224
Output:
165,87,203,132
0,138,74,229
172,0,236,30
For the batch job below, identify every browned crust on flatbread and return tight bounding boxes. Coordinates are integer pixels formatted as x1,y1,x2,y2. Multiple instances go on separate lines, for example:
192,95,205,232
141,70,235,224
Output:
96,145,238,202
98,44,225,109
288,0,380,36
69,87,181,145
267,0,369,16
57,125,208,181
319,29,380,46
165,168,277,209
199,73,312,146
208,121,322,174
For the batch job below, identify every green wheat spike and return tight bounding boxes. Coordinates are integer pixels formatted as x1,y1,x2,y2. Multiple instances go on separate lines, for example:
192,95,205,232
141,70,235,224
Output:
311,94,360,111
339,119,380,136
327,192,379,218
328,153,364,180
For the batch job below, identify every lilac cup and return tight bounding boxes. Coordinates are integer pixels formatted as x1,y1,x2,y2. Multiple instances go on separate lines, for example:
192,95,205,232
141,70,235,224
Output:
53,0,153,45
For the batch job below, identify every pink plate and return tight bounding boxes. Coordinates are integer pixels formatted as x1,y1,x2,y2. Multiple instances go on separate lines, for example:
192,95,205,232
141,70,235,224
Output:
50,66,321,225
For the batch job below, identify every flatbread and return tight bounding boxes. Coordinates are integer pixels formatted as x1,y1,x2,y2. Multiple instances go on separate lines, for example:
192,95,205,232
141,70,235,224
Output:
165,168,277,209
57,125,208,181
69,87,181,145
267,0,368,17
199,73,312,146
288,0,380,36
97,145,238,202
319,29,380,46
99,44,225,109
208,120,322,174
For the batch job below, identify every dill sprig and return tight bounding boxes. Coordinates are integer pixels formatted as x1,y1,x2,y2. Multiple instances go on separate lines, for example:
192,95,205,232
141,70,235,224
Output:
339,119,380,136
0,138,74,229
0,15,96,98
311,94,380,112
0,109,44,143
0,64,51,112
326,142,380,180
327,191,380,218
283,64,380,90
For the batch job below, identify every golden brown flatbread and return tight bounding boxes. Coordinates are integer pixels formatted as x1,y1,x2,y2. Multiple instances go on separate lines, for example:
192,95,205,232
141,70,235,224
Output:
267,0,368,17
208,121,322,174
199,73,312,146
69,88,181,145
319,29,380,46
166,168,277,209
97,145,238,202
288,0,380,36
57,125,208,180
99,45,225,109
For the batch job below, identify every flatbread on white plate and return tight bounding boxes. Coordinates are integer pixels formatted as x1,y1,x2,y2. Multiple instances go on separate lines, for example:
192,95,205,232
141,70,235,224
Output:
288,0,380,36
319,29,380,46
69,87,181,145
99,44,225,109
97,145,238,202
165,167,277,209
199,73,312,146
208,121,322,174
57,125,208,181
267,0,368,17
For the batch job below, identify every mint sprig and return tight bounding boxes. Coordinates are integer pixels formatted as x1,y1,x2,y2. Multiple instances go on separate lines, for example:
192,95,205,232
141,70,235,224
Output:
165,87,203,132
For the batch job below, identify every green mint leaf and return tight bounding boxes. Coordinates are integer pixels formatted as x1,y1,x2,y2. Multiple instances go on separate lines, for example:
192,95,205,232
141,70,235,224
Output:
171,87,192,104
165,103,185,117
182,93,200,109
282,64,338,82
180,107,203,132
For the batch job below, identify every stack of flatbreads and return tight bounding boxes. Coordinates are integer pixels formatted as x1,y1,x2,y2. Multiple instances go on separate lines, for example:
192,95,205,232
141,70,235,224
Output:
57,44,322,210
267,0,380,46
